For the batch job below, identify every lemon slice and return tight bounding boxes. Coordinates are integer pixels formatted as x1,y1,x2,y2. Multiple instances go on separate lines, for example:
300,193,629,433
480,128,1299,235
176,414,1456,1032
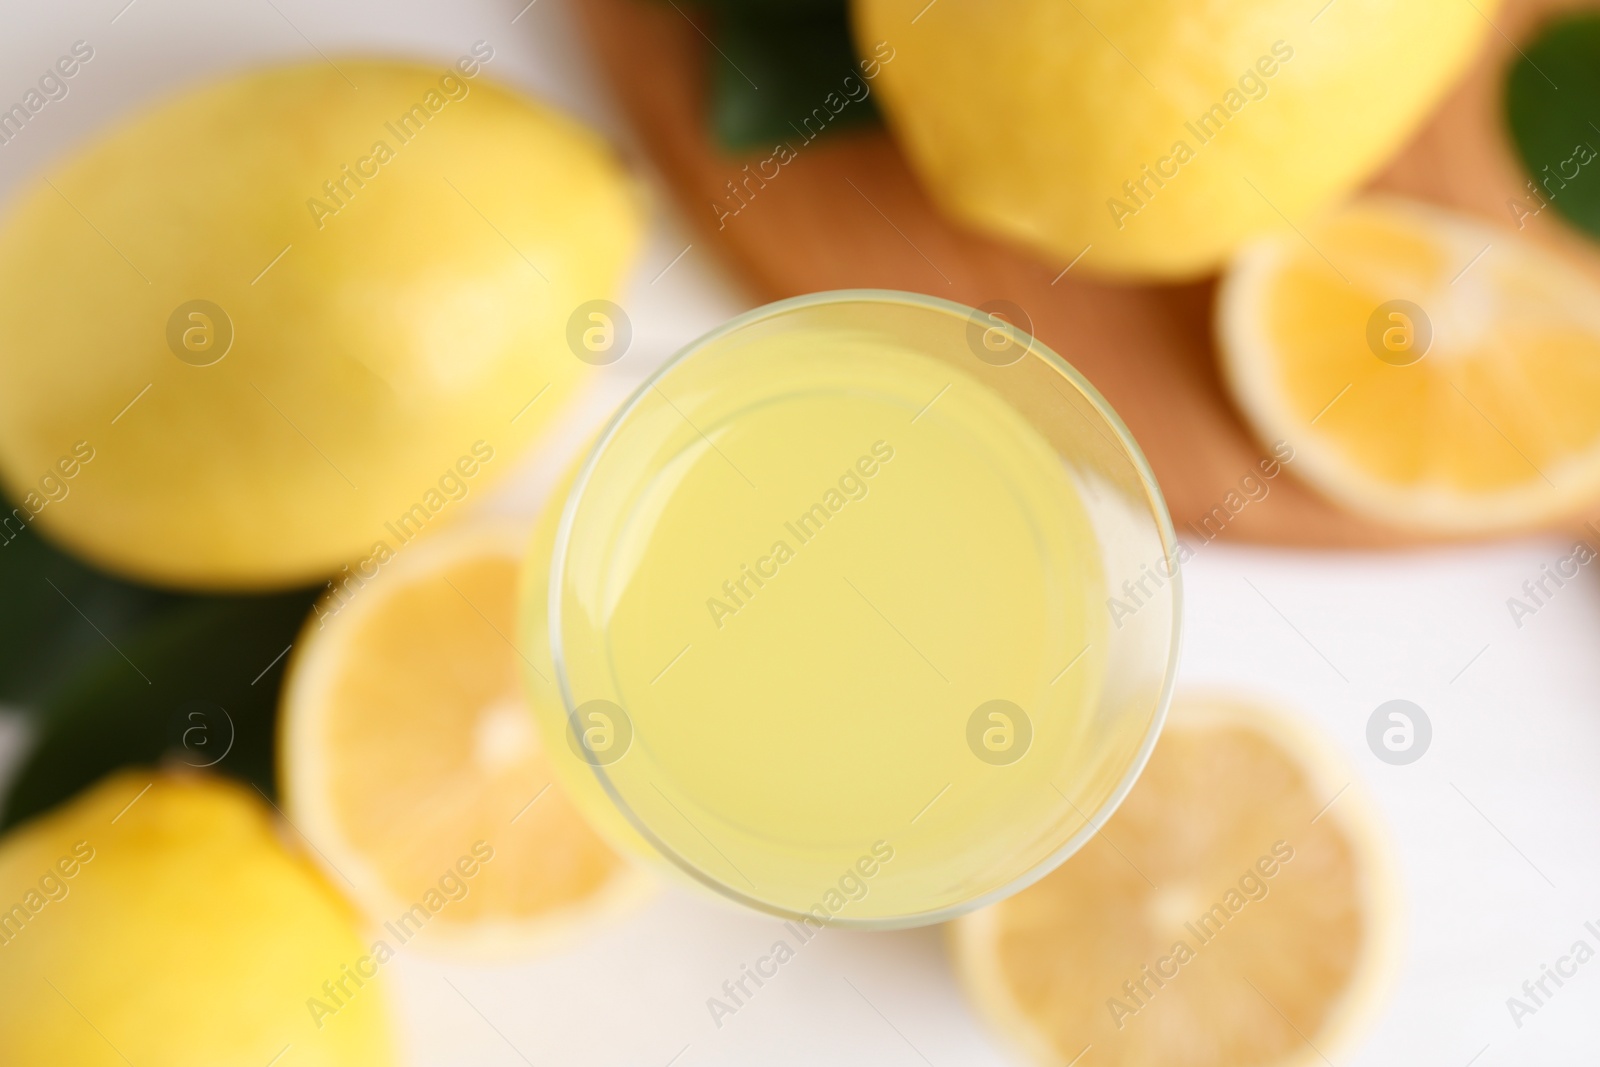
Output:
281,526,647,955
950,695,1395,1067
1218,196,1600,532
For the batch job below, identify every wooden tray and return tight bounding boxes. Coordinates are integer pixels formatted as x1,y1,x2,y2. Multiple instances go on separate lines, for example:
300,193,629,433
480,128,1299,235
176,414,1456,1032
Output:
578,0,1592,547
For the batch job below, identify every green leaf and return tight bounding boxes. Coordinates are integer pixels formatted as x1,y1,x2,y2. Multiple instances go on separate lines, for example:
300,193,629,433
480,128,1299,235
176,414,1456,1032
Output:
0,519,180,708
706,3,881,152
1505,12,1600,240
0,587,319,830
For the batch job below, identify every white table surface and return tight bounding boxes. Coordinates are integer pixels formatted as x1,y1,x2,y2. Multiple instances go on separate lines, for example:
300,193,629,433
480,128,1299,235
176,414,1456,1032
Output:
2,2,1597,1064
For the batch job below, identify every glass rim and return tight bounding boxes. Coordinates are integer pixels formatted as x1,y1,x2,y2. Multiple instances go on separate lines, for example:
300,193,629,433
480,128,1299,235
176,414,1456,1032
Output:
547,287,1184,929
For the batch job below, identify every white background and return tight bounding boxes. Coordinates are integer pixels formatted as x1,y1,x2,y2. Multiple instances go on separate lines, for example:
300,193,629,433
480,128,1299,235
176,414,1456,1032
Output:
1,1,1598,1064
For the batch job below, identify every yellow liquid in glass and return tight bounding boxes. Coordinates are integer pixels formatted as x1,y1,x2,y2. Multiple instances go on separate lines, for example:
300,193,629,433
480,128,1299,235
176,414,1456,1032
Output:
532,313,1120,924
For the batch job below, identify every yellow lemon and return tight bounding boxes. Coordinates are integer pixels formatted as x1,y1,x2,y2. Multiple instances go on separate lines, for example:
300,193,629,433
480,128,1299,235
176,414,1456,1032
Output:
0,771,396,1066
855,0,1491,278
950,695,1395,1067
281,524,648,955
1219,196,1600,532
0,57,642,588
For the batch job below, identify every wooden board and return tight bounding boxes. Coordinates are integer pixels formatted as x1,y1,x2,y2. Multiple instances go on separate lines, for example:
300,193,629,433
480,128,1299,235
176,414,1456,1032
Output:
578,0,1595,547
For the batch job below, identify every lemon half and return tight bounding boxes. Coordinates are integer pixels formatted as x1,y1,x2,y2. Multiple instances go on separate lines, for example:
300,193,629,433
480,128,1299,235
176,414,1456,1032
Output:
280,525,648,956
1219,196,1600,532
951,695,1395,1067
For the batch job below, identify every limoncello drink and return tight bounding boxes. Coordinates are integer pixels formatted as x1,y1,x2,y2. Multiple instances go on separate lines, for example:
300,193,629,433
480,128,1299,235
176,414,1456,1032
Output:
523,292,1178,927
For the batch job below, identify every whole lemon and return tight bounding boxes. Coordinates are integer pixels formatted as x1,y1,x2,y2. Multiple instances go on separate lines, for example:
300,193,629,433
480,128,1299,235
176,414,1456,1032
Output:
854,0,1492,278
0,772,395,1066
0,57,642,588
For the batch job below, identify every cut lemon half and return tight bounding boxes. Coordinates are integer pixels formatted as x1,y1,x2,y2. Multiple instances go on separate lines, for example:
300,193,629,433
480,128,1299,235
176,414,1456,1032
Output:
950,694,1395,1067
281,526,648,955
1219,196,1600,533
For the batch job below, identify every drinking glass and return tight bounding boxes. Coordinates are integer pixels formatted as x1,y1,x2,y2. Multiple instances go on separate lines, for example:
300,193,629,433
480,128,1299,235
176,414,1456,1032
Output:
520,290,1181,929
